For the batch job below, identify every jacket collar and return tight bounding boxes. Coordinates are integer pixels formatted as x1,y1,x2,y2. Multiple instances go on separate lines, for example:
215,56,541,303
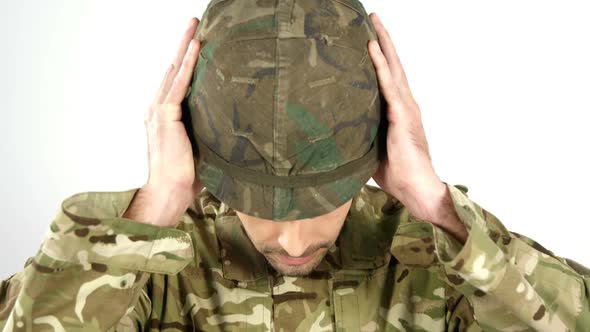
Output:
213,184,405,282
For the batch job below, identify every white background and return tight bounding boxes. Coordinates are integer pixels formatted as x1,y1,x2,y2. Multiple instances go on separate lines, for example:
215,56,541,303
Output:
0,0,588,278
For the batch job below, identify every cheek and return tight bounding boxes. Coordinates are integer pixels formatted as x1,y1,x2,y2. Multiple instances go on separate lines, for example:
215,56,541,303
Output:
326,219,346,239
241,220,281,245
304,218,346,242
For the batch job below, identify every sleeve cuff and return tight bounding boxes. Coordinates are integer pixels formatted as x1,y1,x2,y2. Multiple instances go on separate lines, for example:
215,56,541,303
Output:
38,188,194,274
434,183,508,293
391,183,508,296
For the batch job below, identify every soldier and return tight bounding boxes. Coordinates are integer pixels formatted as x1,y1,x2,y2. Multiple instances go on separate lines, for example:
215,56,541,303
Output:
1,0,589,331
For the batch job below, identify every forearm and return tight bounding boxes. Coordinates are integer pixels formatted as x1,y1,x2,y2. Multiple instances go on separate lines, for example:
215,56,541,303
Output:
0,256,149,331
0,187,196,330
439,184,590,330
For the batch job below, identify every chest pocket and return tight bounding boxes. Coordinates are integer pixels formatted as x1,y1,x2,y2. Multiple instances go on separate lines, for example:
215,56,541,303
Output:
332,275,363,331
331,265,393,332
333,288,360,331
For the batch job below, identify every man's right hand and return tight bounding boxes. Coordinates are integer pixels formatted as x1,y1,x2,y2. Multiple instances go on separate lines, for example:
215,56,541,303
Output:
123,17,203,227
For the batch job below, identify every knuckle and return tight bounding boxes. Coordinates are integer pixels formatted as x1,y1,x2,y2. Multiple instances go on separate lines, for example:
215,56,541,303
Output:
176,76,187,89
144,110,153,123
144,114,155,126
146,120,162,133
157,104,180,119
164,63,175,78
149,106,165,122
181,58,192,73
171,76,181,89
377,55,388,67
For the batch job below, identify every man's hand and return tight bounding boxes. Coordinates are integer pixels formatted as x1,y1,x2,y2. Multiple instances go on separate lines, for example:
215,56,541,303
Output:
368,13,467,243
123,17,203,227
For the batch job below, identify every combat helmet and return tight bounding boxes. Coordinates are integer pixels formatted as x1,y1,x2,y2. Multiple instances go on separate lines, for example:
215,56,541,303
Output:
183,0,387,221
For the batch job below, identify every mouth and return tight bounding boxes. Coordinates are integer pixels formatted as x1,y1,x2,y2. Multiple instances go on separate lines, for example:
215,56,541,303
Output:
275,251,317,265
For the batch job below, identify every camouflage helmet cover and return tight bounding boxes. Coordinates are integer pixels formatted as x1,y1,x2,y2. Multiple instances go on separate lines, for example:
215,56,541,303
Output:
184,0,387,221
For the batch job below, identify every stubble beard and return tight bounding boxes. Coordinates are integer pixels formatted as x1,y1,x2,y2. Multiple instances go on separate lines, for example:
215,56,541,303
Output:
263,248,329,277
254,239,334,277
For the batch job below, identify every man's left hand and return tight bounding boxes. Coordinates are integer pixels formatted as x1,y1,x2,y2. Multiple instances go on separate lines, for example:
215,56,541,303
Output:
367,13,466,242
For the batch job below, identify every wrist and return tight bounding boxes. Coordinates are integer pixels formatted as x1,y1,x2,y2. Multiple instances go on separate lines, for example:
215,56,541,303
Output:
142,183,194,215
142,182,193,202
403,177,447,221
425,182,468,244
122,184,192,226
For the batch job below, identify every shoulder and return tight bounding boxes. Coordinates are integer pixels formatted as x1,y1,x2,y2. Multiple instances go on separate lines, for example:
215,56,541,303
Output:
349,183,405,221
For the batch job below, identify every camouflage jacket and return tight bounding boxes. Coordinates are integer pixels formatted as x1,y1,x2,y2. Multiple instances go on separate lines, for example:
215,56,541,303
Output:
1,183,589,331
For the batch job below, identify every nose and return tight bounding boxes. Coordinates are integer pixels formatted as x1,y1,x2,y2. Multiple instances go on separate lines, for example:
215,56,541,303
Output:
277,221,311,257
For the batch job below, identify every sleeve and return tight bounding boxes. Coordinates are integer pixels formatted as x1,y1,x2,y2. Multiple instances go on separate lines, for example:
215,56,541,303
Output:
0,188,194,331
391,183,590,332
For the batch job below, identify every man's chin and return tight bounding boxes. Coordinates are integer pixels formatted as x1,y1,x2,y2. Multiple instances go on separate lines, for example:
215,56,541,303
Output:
264,252,326,277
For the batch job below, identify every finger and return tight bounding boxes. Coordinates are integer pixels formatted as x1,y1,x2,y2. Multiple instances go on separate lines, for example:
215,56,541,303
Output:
369,13,408,83
153,17,200,106
368,40,402,108
148,63,176,116
163,39,200,107
173,18,200,70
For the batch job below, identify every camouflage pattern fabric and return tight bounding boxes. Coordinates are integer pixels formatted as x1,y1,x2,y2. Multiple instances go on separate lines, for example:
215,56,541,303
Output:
186,0,387,221
1,183,589,331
